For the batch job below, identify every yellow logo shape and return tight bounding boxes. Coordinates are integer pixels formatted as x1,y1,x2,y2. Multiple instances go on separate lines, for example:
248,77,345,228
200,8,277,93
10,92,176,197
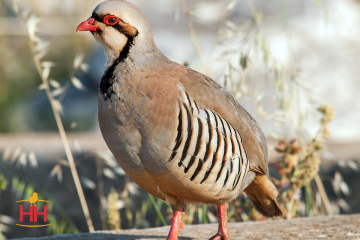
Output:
16,192,50,205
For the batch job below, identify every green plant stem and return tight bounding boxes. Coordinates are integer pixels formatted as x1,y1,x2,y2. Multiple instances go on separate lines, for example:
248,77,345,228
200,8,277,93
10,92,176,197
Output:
227,208,237,220
202,205,208,223
186,205,195,224
305,184,319,216
148,194,167,226
304,185,312,216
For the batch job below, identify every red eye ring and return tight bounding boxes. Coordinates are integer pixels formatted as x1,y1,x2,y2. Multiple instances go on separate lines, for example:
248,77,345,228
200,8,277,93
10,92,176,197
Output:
103,15,120,25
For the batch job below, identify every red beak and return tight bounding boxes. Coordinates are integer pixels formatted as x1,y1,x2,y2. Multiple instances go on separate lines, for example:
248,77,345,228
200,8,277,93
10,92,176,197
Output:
76,18,100,32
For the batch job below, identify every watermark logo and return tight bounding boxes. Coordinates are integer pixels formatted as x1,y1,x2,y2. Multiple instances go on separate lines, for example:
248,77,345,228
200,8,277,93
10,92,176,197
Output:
16,192,51,227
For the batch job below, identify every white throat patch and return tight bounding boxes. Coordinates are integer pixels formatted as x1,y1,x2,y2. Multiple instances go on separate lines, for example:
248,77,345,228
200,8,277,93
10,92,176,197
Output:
93,26,128,66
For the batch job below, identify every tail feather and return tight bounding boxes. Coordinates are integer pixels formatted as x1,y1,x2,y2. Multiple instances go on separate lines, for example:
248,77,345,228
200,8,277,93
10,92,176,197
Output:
244,174,283,217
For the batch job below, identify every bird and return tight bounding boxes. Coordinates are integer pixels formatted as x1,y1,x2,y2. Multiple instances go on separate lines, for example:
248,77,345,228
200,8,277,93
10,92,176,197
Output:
29,192,38,206
77,1,282,239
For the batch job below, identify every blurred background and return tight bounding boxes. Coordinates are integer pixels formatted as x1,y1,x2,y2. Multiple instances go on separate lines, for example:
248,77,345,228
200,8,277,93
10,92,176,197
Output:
1,0,360,238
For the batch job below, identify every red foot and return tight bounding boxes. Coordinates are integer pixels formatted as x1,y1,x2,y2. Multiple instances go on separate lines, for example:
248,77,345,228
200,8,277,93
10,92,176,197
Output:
209,233,229,240
209,203,230,240
167,204,185,240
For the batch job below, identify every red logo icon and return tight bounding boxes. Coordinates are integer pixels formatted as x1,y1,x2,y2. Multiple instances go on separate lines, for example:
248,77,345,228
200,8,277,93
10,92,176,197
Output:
16,192,51,227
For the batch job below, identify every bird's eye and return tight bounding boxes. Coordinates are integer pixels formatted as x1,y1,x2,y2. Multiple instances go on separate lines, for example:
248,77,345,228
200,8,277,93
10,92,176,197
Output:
108,18,117,24
103,15,120,25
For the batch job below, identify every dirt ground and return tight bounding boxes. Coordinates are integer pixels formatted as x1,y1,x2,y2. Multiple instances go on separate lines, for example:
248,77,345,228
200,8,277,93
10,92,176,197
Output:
15,214,360,240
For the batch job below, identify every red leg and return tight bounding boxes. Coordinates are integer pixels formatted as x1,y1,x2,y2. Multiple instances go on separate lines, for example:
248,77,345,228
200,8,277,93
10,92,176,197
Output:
209,203,230,240
167,204,185,240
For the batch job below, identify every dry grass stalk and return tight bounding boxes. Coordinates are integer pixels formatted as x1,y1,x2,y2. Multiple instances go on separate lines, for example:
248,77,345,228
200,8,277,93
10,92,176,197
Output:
11,1,94,232
96,157,108,230
34,40,95,233
181,0,208,74
314,174,333,215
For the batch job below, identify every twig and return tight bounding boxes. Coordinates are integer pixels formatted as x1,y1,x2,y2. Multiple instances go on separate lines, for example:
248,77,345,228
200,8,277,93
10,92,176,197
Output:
58,81,71,103
314,174,333,215
96,157,108,230
181,0,208,74
246,0,261,29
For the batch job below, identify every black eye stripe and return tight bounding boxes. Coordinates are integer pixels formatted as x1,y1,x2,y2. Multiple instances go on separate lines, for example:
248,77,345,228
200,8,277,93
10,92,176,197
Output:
91,12,102,22
91,13,138,39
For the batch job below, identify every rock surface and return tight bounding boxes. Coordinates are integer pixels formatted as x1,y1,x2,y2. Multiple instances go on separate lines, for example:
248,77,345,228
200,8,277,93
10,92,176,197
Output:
18,214,360,240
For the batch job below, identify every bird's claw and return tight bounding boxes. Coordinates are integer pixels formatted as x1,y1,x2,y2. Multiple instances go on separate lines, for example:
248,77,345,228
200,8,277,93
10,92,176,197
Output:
209,233,229,240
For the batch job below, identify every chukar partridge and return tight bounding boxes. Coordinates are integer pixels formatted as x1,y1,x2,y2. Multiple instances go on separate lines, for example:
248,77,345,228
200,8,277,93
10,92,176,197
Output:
77,0,282,239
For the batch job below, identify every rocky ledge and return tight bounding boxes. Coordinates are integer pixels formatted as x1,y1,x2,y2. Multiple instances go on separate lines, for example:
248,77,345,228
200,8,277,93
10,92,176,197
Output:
18,214,360,240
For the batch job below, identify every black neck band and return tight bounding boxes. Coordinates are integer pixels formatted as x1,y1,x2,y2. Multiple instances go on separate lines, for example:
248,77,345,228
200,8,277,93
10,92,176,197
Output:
99,32,138,100
92,12,139,99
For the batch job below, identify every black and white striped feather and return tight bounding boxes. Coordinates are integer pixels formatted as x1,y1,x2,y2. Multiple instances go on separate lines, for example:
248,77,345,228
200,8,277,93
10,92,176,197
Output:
168,89,250,197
